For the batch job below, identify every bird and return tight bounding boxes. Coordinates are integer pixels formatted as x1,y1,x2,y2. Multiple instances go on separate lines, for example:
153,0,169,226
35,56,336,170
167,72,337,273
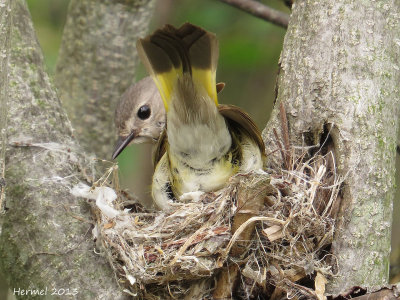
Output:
112,77,226,159
133,23,265,210
112,76,166,160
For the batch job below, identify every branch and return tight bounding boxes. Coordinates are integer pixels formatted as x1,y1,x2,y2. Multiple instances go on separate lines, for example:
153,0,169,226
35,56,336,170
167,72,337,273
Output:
261,0,400,294
330,284,400,300
55,0,155,159
0,0,129,298
218,0,289,29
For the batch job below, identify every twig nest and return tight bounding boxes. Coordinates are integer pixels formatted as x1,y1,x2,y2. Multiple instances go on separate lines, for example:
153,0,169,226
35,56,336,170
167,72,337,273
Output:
85,150,342,299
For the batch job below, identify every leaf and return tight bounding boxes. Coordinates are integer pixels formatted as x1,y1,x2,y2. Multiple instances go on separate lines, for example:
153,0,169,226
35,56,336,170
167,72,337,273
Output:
315,272,327,300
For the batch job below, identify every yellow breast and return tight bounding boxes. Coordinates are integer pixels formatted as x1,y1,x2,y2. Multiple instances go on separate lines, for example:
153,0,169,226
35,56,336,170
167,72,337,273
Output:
169,151,237,197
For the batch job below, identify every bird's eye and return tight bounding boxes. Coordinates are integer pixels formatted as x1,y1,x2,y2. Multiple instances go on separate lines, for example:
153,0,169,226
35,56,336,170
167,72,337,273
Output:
137,105,151,120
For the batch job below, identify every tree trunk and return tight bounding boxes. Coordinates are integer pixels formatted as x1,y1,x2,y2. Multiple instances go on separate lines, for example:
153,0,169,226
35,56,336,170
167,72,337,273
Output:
55,0,155,159
262,0,400,294
0,0,10,214
0,1,130,298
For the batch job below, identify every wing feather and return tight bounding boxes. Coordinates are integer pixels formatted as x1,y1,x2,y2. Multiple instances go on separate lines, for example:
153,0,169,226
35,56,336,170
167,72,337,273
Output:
218,104,266,155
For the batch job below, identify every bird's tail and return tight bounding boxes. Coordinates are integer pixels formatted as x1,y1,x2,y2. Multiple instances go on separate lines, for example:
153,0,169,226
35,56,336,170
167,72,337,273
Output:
137,23,219,111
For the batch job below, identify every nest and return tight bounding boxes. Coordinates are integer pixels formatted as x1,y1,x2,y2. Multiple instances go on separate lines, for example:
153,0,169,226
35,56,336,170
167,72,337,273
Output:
88,146,343,299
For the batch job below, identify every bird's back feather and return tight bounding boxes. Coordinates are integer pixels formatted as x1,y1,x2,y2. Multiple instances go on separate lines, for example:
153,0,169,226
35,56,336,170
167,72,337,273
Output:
153,104,266,167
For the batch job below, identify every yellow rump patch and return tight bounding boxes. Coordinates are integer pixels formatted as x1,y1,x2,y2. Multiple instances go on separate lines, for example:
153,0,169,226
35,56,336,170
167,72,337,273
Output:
153,69,180,111
152,67,218,111
192,68,218,106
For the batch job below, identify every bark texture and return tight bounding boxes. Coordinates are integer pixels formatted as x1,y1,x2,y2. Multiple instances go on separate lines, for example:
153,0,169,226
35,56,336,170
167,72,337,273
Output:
0,1,129,298
262,0,400,294
55,0,155,159
0,0,10,214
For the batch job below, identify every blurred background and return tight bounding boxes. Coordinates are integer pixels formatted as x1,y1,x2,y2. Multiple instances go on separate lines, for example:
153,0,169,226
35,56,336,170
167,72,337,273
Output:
0,0,398,298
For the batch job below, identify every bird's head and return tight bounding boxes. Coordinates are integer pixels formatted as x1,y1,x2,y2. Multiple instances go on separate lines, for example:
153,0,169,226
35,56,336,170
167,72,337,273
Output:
112,76,166,159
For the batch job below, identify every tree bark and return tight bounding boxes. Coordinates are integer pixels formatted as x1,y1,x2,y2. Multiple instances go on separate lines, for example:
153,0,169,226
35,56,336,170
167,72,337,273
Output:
0,0,10,215
262,0,400,294
55,0,155,159
0,1,129,298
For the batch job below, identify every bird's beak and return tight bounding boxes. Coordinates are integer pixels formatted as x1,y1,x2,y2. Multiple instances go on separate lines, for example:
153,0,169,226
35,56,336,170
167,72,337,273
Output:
112,131,136,160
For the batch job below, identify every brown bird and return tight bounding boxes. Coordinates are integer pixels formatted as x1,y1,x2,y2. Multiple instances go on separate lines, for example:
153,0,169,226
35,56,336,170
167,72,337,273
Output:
112,76,166,159
135,23,266,210
113,76,226,159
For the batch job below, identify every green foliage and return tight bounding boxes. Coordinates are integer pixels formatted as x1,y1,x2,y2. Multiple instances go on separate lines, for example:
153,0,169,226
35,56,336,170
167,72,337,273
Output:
26,0,69,74
117,146,140,179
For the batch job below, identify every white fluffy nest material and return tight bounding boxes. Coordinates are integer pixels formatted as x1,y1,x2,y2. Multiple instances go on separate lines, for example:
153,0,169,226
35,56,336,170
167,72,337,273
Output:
80,151,343,299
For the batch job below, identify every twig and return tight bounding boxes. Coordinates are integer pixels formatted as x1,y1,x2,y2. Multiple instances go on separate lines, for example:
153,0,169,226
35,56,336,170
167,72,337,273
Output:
63,204,94,224
273,128,287,168
218,0,289,29
222,216,286,260
279,102,290,154
169,194,228,266
279,101,292,169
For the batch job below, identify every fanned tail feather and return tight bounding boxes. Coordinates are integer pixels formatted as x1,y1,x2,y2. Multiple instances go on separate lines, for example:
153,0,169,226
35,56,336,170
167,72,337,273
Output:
137,23,219,110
